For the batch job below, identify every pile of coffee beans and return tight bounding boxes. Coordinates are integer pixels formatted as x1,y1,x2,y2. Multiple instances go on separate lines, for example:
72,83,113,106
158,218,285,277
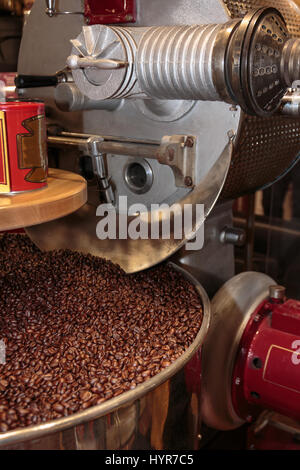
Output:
0,234,203,432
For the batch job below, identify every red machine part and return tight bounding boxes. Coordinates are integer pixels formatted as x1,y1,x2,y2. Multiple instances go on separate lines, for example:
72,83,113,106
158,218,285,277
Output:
232,296,300,423
84,0,136,25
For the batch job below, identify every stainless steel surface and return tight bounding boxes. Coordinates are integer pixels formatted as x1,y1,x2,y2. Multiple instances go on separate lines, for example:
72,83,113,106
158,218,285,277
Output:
201,271,275,430
0,263,210,450
133,99,196,123
136,23,228,101
175,201,236,298
70,24,141,101
54,83,122,112
89,145,115,205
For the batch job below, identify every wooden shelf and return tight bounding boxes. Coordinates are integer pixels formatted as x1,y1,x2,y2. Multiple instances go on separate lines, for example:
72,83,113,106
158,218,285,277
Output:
0,168,87,231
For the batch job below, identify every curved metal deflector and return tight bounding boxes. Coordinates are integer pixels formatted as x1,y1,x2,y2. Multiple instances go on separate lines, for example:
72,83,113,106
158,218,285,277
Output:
26,140,233,273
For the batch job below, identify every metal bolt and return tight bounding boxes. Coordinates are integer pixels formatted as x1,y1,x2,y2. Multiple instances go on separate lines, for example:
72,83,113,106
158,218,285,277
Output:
168,148,175,162
227,129,236,140
220,227,246,247
269,285,286,302
184,176,193,187
185,136,194,148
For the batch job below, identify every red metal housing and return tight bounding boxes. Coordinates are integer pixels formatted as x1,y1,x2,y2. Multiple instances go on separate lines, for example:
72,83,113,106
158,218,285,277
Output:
232,298,300,423
84,0,136,25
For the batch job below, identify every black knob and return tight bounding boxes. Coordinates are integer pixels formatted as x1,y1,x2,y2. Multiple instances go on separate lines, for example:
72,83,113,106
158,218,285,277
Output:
15,75,59,89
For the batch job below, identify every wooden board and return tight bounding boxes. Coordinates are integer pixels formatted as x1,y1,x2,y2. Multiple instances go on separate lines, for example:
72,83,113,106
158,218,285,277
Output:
0,168,87,231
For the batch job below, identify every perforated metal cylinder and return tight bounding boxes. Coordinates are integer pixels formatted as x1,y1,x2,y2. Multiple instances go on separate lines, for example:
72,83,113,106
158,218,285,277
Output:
136,24,228,101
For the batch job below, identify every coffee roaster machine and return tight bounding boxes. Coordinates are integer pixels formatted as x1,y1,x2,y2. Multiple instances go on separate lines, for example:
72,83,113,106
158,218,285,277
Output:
1,0,300,450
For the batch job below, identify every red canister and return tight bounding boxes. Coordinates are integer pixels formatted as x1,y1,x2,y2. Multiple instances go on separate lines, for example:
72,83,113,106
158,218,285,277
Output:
0,100,48,194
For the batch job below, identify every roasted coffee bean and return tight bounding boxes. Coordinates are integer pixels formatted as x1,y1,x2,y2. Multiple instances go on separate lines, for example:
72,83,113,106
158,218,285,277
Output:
52,403,64,414
0,422,8,432
0,380,8,391
80,391,92,403
0,234,203,432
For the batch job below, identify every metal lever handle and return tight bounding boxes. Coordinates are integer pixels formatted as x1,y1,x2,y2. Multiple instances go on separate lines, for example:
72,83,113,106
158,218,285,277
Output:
15,71,70,89
67,55,128,71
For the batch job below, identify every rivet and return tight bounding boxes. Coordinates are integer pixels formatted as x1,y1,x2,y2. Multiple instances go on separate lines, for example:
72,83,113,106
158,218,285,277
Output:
184,176,193,187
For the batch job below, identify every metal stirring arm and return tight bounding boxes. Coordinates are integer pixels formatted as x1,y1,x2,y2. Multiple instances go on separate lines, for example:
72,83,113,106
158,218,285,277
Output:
45,0,84,16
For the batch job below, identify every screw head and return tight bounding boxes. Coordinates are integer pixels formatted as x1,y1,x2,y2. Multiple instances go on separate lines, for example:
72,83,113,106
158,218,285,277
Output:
168,148,175,162
269,285,286,302
227,129,236,140
185,136,194,148
184,176,193,187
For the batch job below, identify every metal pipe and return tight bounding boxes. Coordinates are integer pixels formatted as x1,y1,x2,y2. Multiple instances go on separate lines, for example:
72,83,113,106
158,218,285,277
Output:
60,132,159,146
54,83,122,112
98,142,159,159
244,194,256,271
234,217,300,239
47,135,160,160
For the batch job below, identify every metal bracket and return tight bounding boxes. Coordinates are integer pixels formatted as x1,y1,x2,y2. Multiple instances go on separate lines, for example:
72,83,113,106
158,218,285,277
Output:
156,135,196,189
83,136,115,205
